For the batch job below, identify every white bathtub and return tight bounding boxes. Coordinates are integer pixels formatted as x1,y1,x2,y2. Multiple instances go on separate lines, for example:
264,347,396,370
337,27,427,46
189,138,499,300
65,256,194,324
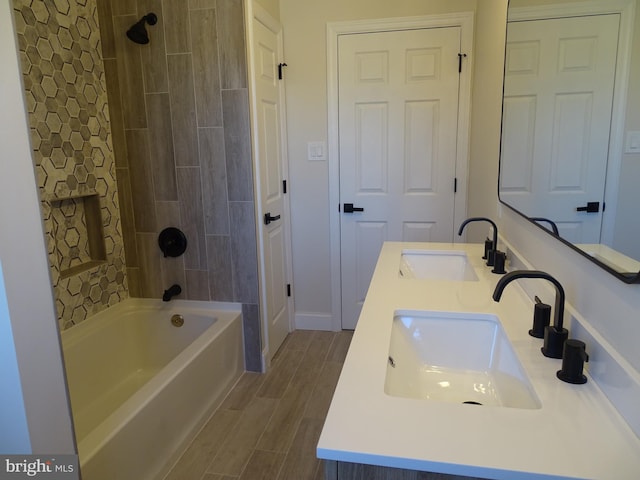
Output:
61,298,244,480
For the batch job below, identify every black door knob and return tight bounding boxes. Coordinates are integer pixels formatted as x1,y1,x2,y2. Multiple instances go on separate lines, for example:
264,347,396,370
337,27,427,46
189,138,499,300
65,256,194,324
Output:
343,203,364,213
264,212,281,225
576,202,600,213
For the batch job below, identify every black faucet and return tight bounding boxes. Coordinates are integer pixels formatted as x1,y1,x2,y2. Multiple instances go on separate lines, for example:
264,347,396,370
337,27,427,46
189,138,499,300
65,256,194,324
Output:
458,217,499,266
162,284,182,302
530,217,559,236
492,270,568,359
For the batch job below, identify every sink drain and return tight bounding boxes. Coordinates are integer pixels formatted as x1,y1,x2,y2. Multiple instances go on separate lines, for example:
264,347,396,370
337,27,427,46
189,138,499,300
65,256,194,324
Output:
462,401,482,405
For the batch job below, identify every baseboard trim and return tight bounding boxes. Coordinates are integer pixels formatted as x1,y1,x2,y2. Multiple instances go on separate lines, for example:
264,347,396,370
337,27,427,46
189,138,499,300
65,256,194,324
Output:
295,312,335,331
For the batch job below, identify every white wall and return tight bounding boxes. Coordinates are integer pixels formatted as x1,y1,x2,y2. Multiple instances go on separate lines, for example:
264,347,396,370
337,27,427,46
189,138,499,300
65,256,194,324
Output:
469,0,640,371
0,0,76,453
280,0,517,326
281,0,640,381
0,262,30,453
613,1,640,260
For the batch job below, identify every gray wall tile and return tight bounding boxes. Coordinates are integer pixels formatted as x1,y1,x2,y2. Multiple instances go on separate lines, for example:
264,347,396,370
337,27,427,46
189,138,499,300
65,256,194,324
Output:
185,269,210,300
125,128,157,232
190,8,222,127
96,0,115,59
216,0,247,89
189,0,217,9
136,232,164,298
160,255,187,299
163,0,191,54
138,0,169,93
127,267,142,297
155,200,182,229
103,59,128,168
229,201,258,304
206,235,234,301
222,89,253,201
146,93,178,200
177,166,208,270
113,15,147,129
95,0,262,366
168,54,199,166
110,0,137,16
242,303,262,372
200,127,230,235
115,167,139,266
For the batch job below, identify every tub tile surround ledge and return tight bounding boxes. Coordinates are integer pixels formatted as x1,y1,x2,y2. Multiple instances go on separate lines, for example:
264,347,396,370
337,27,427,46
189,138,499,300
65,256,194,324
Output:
318,242,640,480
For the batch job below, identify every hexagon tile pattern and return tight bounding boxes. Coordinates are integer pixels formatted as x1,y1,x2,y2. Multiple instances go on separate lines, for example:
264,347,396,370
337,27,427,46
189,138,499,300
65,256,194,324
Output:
13,0,128,331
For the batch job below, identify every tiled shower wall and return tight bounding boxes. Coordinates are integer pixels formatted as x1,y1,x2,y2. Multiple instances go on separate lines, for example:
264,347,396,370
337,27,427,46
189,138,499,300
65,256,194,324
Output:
12,0,128,331
97,0,262,370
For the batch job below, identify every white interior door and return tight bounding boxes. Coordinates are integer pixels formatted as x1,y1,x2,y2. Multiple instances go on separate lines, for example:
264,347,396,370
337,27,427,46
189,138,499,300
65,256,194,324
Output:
339,27,462,329
248,2,292,361
501,14,619,243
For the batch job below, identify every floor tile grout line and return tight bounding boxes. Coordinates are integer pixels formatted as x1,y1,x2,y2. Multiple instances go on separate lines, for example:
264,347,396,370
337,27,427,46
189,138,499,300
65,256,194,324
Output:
253,331,334,479
162,372,247,480
236,332,317,479
166,330,351,480
252,333,328,458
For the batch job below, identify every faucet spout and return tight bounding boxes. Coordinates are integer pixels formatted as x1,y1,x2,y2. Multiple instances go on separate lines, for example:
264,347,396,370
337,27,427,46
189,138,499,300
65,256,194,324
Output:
492,270,568,358
493,270,565,330
162,284,182,302
458,217,499,266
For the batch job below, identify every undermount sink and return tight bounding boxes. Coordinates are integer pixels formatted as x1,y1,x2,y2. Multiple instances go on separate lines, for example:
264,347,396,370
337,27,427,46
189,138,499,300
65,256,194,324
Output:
399,250,478,281
385,311,540,409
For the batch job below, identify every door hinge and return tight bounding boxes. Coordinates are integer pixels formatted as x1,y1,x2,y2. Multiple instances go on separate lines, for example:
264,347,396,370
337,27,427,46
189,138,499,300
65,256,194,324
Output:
287,284,291,297
458,53,467,73
282,180,287,194
278,62,288,80
454,177,458,193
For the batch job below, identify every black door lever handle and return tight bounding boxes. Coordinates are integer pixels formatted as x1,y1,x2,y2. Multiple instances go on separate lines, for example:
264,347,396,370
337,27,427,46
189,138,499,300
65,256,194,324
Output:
343,203,364,213
264,212,281,225
576,202,600,213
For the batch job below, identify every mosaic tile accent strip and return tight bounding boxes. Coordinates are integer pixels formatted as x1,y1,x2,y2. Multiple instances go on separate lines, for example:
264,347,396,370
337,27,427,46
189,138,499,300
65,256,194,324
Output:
13,0,128,331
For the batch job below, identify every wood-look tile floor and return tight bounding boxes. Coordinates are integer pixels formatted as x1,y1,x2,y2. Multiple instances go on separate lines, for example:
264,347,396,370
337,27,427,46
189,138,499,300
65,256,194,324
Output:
164,329,353,480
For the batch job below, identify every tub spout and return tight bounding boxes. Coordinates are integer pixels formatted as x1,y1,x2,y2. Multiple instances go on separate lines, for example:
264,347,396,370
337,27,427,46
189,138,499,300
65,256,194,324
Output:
162,284,182,302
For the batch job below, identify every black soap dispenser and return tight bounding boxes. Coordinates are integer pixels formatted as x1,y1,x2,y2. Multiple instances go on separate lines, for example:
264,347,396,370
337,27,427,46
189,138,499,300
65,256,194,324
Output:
557,339,589,384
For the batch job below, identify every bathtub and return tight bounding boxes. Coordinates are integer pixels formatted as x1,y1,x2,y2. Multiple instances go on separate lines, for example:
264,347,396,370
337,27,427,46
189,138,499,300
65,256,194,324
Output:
61,298,244,480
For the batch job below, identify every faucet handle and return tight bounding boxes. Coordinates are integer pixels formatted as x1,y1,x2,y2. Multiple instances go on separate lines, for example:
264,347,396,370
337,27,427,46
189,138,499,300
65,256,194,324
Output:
542,326,569,359
557,339,589,384
491,250,506,274
483,237,493,260
530,301,551,338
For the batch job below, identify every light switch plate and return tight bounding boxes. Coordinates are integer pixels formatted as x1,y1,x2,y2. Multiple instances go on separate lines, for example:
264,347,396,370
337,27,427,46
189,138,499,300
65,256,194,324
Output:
307,141,327,161
625,131,640,154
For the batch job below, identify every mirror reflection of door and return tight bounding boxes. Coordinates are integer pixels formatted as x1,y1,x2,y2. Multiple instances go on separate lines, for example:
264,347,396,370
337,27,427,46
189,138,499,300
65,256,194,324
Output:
501,14,619,243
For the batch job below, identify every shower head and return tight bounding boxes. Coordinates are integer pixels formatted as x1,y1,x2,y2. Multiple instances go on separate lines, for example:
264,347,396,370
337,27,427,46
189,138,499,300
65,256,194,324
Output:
126,13,158,45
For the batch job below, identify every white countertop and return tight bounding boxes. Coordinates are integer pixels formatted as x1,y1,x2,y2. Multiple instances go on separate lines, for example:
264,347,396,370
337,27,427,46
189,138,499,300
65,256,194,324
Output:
317,242,640,480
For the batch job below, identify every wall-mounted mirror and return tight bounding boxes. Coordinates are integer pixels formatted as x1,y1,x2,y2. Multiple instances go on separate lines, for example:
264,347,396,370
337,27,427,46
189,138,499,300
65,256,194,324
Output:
500,0,640,283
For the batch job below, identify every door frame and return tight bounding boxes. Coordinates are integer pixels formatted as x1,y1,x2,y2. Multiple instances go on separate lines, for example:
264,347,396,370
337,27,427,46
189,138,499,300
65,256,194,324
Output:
327,13,474,331
244,0,294,368
507,0,635,249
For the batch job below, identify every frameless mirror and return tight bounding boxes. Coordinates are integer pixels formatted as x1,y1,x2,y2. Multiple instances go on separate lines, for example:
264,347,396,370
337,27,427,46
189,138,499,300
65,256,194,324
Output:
500,0,640,283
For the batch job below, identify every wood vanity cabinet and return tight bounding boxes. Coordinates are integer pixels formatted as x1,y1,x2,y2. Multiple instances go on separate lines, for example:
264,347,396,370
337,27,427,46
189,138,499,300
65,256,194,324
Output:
323,460,489,480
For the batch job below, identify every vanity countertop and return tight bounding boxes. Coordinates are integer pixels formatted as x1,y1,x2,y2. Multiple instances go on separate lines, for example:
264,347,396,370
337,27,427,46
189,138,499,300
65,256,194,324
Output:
317,242,640,480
